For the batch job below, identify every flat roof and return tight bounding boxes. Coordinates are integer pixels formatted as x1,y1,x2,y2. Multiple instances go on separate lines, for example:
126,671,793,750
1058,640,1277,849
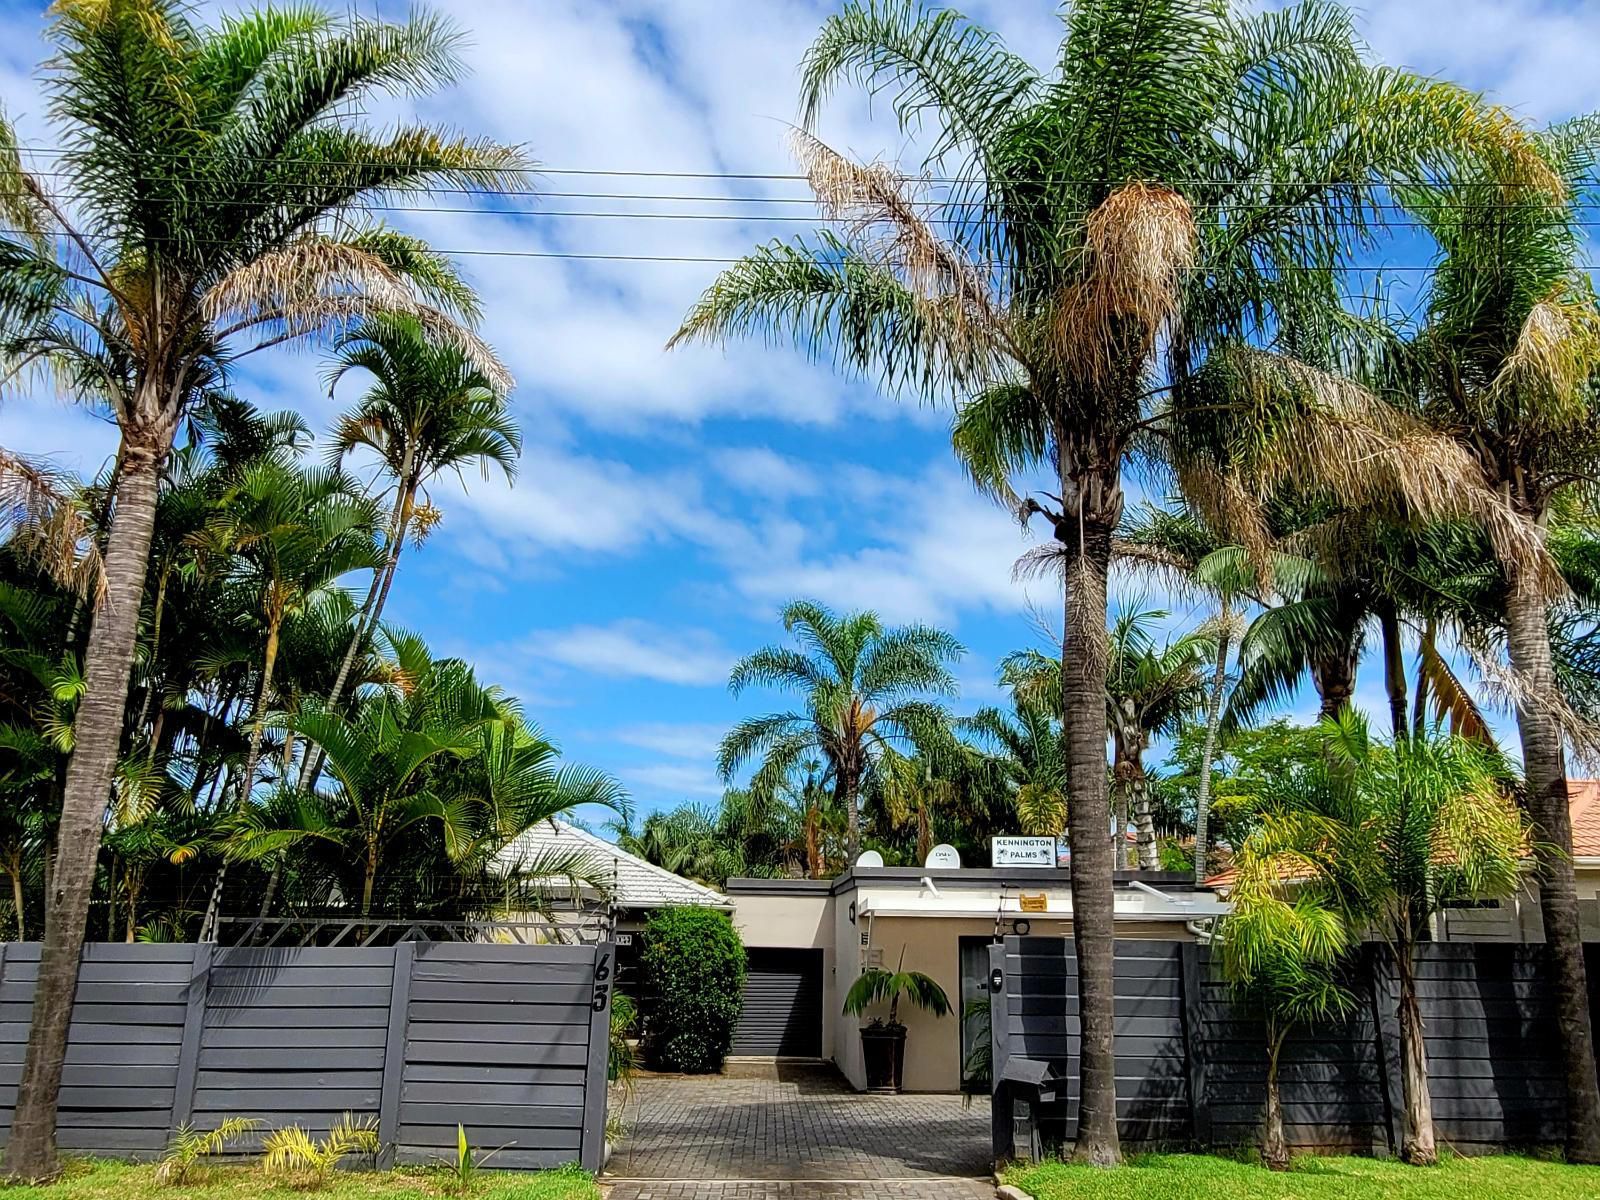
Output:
727,867,1214,897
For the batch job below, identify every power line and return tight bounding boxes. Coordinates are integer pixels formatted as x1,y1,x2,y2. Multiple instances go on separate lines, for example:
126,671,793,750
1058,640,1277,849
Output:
16,143,1600,190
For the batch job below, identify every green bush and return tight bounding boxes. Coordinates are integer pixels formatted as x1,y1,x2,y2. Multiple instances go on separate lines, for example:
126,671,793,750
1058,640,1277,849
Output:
639,906,746,1073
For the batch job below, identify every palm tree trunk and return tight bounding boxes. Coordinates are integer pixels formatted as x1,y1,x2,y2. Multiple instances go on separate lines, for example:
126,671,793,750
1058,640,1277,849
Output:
1193,611,1231,886
1505,580,1600,1162
7,442,163,1179
1262,1021,1290,1171
1131,764,1159,872
10,867,24,942
1395,936,1437,1165
1059,481,1122,1167
132,561,171,733
1412,617,1436,738
307,476,413,791
1312,650,1356,720
839,772,861,866
199,614,282,943
1379,604,1408,738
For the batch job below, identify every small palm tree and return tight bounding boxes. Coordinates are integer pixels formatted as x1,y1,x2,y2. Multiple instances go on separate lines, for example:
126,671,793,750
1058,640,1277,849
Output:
1217,891,1354,1170
1226,716,1529,1165
315,312,522,759
963,700,1068,840
720,601,961,863
844,959,952,1030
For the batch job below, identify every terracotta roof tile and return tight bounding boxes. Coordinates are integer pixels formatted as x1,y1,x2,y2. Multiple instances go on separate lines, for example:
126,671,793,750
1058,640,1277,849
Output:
1571,780,1600,858
1207,780,1600,886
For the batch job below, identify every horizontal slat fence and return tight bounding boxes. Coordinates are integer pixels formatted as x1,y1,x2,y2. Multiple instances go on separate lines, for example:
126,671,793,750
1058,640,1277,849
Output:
991,937,1572,1164
0,940,612,1171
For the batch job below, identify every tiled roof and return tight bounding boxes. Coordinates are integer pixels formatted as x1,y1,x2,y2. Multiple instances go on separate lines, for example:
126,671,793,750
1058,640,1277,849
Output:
495,818,732,909
1208,779,1600,886
1572,780,1600,859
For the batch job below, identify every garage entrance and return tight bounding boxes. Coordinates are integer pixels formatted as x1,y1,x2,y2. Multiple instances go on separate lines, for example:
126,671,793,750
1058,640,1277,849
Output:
732,947,824,1057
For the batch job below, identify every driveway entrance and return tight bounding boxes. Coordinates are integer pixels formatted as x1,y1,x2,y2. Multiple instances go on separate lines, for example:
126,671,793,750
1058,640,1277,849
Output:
603,1067,992,1199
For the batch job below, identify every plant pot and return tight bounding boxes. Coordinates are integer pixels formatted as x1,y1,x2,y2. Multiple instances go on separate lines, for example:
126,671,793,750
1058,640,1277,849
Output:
860,1023,907,1093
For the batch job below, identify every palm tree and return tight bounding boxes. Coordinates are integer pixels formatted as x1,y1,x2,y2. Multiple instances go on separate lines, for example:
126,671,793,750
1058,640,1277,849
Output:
720,601,961,863
313,313,522,767
1388,116,1600,1159
189,461,382,938
1104,610,1210,870
1216,887,1353,1170
963,699,1067,840
230,653,620,919
0,4,520,1171
1227,716,1529,1164
670,1,1536,1161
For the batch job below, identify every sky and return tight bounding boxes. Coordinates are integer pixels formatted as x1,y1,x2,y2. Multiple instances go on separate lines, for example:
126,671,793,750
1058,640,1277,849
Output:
2,0,1598,827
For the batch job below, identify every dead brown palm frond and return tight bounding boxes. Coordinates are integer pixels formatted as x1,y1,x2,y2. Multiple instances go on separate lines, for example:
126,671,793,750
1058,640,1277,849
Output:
0,447,103,602
1172,463,1275,588
1057,182,1197,388
790,128,1005,367
1214,347,1561,594
202,238,515,394
1468,641,1600,771
1417,634,1493,745
1489,290,1600,428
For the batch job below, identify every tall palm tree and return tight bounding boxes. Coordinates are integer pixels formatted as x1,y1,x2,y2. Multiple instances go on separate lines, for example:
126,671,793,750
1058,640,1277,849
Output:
1228,716,1529,1164
719,600,961,863
0,4,520,1172
1388,116,1600,1158
314,313,522,761
670,1,1537,1161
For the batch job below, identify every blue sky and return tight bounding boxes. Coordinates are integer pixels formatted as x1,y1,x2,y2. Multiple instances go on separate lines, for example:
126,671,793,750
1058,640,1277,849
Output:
3,0,1599,823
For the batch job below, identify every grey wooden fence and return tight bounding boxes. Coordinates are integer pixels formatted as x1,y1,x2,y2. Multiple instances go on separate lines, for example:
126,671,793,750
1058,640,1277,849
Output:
0,940,613,1171
990,937,1571,1163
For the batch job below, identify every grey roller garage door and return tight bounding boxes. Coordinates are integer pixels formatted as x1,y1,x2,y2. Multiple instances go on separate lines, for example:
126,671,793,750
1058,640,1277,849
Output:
732,947,823,1056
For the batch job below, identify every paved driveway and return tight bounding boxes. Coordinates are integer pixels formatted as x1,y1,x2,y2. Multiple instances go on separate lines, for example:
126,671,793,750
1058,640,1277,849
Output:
602,1069,993,1200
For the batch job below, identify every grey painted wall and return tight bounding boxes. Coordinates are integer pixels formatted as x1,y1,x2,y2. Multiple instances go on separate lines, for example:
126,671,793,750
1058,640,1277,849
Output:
990,937,1572,1162
0,940,614,1171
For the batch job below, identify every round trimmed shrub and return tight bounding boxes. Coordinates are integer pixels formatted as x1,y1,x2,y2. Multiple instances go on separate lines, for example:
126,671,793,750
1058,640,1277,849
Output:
639,906,746,1073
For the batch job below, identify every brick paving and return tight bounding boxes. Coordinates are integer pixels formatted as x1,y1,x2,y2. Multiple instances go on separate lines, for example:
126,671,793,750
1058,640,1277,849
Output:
602,1069,994,1200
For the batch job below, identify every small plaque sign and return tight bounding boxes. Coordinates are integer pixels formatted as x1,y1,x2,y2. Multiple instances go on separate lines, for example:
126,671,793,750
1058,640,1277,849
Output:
991,836,1058,868
1019,893,1049,913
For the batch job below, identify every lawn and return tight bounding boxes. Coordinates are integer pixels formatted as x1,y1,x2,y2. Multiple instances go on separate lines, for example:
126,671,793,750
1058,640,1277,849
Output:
1005,1152,1600,1200
0,1161,599,1200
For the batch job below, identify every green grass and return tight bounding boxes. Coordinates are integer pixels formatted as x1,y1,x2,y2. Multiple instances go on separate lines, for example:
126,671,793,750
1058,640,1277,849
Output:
0,1160,598,1200
1005,1152,1600,1200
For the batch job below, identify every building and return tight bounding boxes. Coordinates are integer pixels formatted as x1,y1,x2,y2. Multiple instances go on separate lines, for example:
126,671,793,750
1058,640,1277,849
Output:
494,818,730,984
727,865,1229,1093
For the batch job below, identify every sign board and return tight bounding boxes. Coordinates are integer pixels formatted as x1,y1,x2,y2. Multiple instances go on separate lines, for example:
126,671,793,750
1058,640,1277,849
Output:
1019,893,1048,913
991,836,1058,868
615,933,633,946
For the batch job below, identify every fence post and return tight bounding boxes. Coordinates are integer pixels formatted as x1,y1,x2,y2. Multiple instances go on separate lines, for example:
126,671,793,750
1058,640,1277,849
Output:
169,942,212,1133
377,940,415,1169
1367,944,1404,1157
988,941,1011,1167
580,943,614,1172
1180,941,1212,1148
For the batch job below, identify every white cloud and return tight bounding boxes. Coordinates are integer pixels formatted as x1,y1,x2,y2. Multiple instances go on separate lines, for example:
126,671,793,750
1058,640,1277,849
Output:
613,722,725,761
712,447,818,500
619,761,725,800
522,620,732,686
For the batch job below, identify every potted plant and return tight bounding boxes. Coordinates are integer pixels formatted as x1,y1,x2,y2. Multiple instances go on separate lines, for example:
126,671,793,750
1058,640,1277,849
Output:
843,949,951,1093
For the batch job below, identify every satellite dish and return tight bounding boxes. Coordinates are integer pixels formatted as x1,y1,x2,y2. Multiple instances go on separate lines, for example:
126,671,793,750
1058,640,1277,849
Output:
925,843,961,870
855,850,885,868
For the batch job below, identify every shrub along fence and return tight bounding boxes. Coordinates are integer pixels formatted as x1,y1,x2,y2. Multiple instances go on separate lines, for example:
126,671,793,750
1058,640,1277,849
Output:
0,940,615,1170
989,937,1574,1163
